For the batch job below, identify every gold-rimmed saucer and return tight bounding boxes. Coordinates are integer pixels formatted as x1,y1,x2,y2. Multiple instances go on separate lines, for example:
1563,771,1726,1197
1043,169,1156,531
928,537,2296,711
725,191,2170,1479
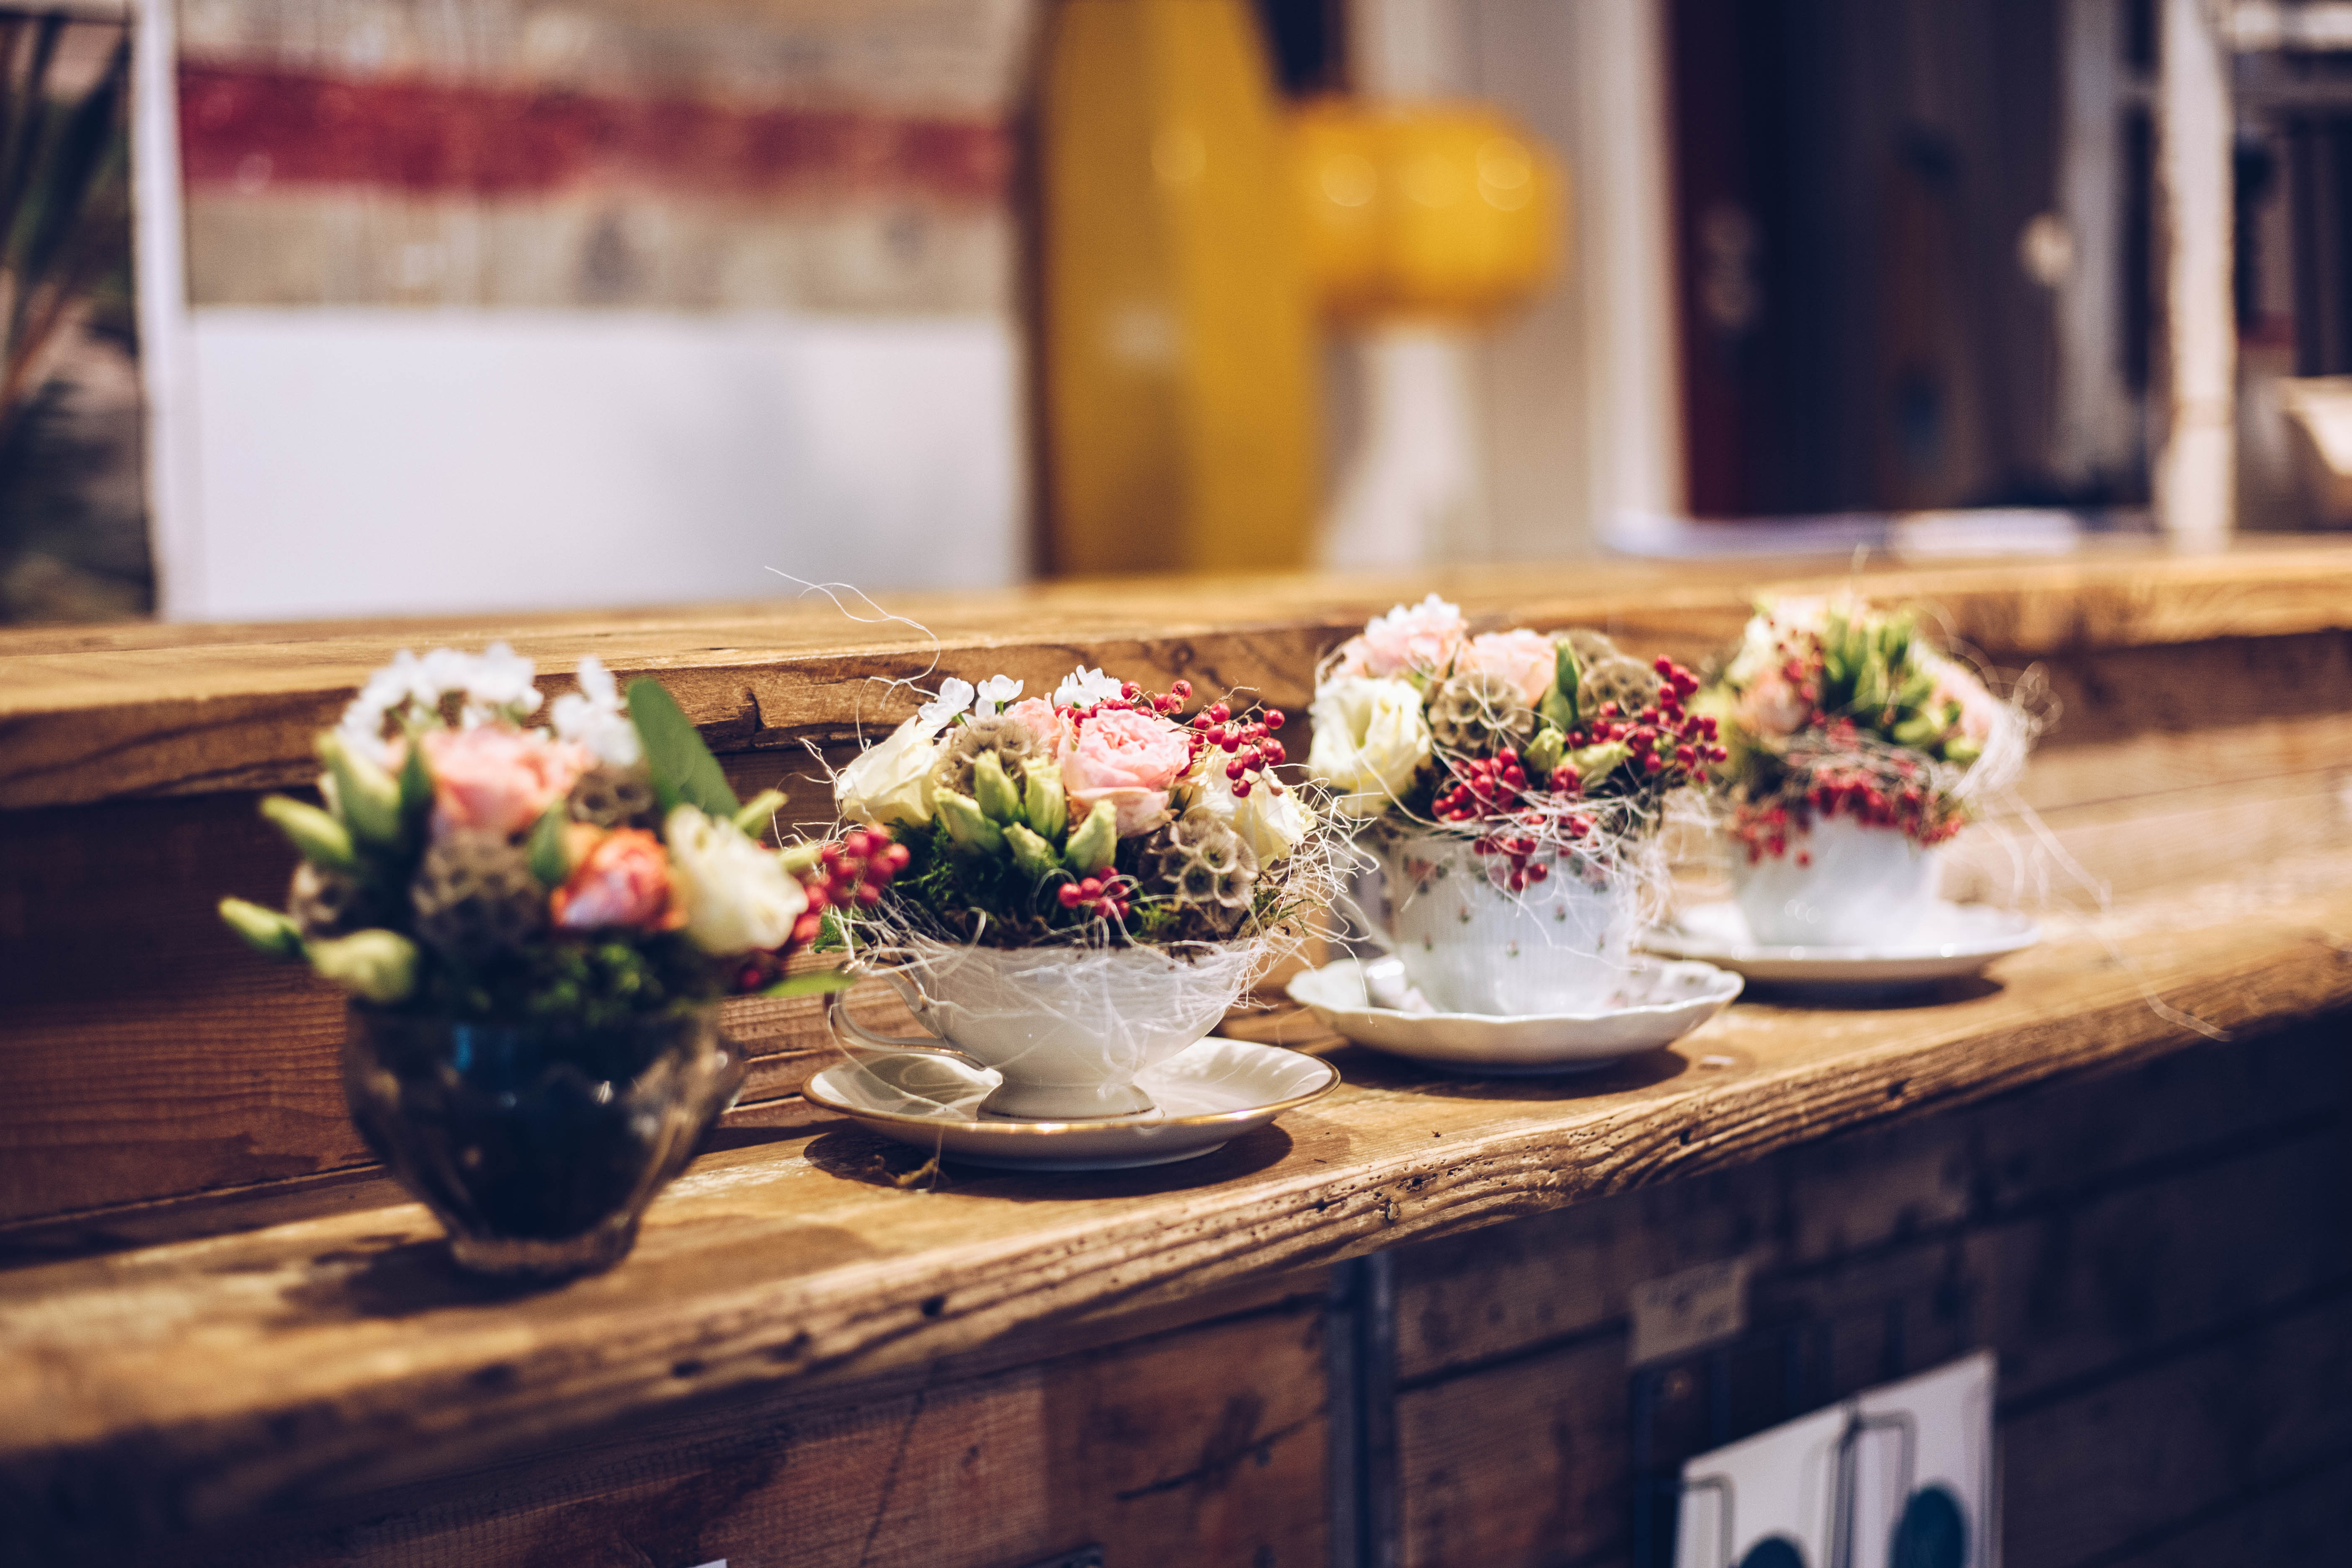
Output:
803,1037,1338,1171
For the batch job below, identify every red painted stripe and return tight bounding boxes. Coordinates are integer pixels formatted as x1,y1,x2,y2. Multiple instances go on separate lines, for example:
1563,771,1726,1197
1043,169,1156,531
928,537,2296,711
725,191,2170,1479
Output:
177,64,1010,203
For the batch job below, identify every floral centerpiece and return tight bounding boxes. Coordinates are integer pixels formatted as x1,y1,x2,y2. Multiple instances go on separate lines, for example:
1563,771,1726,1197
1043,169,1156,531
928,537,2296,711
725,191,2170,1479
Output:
219,645,897,1276
826,666,1339,1119
1696,596,2029,945
1306,595,1723,1014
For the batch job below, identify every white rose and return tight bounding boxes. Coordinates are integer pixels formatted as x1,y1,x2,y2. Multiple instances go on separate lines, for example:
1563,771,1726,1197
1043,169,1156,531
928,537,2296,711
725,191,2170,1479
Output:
1190,761,1313,865
665,805,807,955
1307,677,1431,819
834,712,947,828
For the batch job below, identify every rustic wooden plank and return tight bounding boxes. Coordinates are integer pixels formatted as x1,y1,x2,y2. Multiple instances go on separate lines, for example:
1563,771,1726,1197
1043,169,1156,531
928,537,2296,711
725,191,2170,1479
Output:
2002,1288,2352,1568
2086,1452,2352,1568
9,546,2352,809
0,878,2347,1550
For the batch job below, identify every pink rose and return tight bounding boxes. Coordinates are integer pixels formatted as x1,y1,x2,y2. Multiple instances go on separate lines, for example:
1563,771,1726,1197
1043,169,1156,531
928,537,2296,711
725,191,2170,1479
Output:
1004,696,1065,748
551,827,682,931
1058,708,1193,836
420,725,591,839
1457,629,1557,706
1332,594,1467,679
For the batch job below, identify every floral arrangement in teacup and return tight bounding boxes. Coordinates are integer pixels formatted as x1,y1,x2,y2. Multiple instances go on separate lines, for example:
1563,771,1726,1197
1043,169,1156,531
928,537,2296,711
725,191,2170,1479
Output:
832,666,1332,945
823,666,1344,1119
1697,596,2022,860
1694,596,2033,946
219,645,900,1017
1305,595,1723,1015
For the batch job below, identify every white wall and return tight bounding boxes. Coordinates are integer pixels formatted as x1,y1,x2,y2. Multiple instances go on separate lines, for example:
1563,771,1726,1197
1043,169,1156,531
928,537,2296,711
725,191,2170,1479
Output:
176,309,1023,620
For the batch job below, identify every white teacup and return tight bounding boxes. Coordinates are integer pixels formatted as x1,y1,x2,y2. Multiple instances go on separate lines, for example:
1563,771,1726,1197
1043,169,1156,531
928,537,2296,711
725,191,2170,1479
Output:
829,940,1252,1120
1375,830,1639,1016
1729,815,1938,947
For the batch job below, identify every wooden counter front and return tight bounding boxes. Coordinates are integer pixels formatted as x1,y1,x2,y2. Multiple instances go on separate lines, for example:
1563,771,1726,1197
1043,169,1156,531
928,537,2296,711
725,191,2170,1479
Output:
3,542,2351,1564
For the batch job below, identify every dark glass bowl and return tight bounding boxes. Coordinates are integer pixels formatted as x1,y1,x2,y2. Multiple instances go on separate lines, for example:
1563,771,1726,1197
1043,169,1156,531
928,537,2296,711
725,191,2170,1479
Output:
343,1004,743,1278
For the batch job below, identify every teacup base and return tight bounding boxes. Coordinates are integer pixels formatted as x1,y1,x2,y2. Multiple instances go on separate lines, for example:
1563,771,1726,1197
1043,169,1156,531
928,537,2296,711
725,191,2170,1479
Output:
979,1079,1158,1121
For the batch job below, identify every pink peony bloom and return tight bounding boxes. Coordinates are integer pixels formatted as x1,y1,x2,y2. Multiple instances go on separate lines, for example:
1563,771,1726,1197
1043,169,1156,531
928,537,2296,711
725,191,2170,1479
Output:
1457,629,1558,706
421,725,591,840
1332,594,1468,679
1004,695,1066,748
551,827,683,931
1059,707,1193,836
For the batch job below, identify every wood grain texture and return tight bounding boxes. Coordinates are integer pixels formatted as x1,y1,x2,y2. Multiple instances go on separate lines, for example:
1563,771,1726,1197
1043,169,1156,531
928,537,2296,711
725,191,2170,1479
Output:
10,543,2352,809
2,873,2349,1552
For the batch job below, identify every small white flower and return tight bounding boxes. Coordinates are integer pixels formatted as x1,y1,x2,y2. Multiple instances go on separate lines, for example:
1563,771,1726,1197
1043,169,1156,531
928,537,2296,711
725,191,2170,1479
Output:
918,677,976,729
549,655,642,767
1054,665,1125,708
665,805,807,955
421,647,476,702
974,674,1024,716
460,641,542,725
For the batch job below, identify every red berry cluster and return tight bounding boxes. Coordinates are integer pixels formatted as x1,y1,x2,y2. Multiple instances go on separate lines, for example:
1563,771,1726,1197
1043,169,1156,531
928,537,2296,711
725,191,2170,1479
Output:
1583,658,1726,780
1731,726,1962,861
1056,873,1135,922
797,828,909,941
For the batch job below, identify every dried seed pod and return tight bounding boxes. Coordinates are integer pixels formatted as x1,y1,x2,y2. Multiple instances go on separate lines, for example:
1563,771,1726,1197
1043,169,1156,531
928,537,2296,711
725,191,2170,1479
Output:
410,831,547,957
1579,655,1664,717
1553,627,1622,668
1427,670,1539,754
931,714,1044,801
1141,809,1260,935
568,761,659,829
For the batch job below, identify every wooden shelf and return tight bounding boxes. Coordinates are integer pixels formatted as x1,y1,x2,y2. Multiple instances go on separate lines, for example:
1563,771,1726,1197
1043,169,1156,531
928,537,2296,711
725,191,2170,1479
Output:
3,867,2347,1543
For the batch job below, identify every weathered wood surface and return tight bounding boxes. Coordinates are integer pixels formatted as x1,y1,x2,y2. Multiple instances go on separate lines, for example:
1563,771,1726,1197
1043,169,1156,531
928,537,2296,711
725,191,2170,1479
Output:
2,867,2349,1550
8,542,2352,810
1387,1017,2352,1567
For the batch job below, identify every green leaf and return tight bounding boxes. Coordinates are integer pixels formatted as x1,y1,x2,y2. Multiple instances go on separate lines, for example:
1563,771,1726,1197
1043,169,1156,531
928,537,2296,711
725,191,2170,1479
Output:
397,728,434,824
758,970,861,998
527,804,573,887
626,678,740,818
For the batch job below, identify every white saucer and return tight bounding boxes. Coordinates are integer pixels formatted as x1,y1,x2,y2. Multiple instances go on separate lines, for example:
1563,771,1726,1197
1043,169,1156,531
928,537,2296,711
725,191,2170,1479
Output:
1643,900,2040,985
802,1037,1338,1171
1284,956,1743,1075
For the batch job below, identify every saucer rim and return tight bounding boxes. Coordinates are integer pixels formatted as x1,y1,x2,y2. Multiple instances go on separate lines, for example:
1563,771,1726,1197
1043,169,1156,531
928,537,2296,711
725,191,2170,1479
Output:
802,1037,1341,1135
1643,901,2041,965
1285,955,1745,1026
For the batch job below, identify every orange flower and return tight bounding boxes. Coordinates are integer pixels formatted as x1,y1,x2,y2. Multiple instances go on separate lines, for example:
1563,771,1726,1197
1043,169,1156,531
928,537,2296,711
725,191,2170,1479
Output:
551,828,684,931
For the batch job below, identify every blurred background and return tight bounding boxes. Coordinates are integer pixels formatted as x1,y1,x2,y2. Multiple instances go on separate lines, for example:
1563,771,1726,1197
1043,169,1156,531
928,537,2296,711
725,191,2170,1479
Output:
4,0,2350,624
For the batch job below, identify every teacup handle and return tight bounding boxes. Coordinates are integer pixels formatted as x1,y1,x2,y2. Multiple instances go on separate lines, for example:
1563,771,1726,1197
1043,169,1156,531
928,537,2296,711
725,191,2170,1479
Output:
825,979,978,1068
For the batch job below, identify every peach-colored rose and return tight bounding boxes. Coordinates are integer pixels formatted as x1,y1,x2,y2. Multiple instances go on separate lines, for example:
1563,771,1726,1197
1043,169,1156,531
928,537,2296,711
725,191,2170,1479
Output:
551,827,683,931
1059,707,1193,836
1735,664,1809,740
1457,629,1557,706
421,725,591,840
1332,594,1467,679
1004,696,1065,748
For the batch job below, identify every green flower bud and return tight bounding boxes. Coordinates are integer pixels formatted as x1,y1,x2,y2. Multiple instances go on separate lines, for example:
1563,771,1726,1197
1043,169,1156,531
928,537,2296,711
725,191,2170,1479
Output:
1005,821,1059,880
307,929,419,1004
1890,713,1941,749
317,731,403,848
218,897,304,959
1523,727,1565,779
935,789,1006,855
527,803,574,887
1944,735,1982,767
1024,762,1068,841
972,750,1022,824
779,839,824,877
1540,642,1582,732
261,794,357,872
1062,798,1117,875
1563,740,1632,784
731,789,787,840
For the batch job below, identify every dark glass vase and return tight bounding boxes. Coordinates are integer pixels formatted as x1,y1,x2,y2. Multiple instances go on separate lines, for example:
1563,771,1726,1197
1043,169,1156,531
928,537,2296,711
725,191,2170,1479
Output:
343,1004,743,1278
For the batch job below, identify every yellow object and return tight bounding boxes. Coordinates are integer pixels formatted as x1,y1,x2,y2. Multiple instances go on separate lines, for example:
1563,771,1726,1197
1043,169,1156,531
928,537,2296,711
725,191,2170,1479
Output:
1036,0,1320,575
1294,99,1564,322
